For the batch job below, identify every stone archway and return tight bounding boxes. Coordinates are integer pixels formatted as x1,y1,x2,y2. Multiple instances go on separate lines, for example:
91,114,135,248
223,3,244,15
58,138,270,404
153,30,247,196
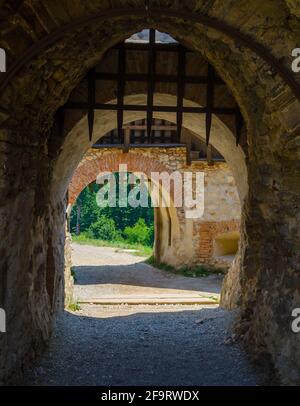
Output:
67,150,181,267
1,1,300,384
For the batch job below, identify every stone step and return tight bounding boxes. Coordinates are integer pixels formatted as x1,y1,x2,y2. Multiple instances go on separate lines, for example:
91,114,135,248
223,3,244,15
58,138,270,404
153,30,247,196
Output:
78,296,219,305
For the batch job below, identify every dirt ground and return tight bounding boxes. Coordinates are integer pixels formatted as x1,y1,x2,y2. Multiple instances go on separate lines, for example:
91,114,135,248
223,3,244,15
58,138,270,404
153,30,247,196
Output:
72,243,222,303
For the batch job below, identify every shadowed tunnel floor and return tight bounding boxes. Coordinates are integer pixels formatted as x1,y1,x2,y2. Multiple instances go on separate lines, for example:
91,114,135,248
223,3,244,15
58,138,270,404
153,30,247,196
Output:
22,305,267,386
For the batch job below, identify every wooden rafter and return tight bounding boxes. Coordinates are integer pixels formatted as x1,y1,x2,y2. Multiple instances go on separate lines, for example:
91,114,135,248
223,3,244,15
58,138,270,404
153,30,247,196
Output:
60,29,243,149
65,102,237,115
147,28,156,142
205,64,215,146
117,43,126,142
177,45,186,143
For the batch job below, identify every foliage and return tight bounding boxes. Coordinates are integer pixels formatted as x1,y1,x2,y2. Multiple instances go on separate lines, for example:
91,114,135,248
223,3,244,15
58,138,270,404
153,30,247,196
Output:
123,218,153,246
88,216,121,241
68,300,81,312
70,176,154,248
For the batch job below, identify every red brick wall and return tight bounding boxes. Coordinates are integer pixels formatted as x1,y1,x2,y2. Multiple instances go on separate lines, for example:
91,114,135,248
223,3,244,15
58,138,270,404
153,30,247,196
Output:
69,150,171,205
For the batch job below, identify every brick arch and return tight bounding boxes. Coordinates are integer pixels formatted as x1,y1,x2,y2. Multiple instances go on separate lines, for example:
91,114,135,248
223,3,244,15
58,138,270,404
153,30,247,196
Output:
68,152,171,205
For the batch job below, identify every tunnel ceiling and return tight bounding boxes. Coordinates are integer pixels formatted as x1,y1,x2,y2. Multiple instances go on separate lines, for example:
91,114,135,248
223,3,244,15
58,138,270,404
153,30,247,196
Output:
0,0,299,137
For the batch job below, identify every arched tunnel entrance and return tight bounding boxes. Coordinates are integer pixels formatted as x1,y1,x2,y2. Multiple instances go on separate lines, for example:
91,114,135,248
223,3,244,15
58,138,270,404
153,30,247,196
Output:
1,2,300,386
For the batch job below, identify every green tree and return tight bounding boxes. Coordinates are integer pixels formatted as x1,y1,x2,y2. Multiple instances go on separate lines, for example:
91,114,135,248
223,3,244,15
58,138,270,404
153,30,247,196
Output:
123,219,152,246
88,217,120,241
70,173,155,246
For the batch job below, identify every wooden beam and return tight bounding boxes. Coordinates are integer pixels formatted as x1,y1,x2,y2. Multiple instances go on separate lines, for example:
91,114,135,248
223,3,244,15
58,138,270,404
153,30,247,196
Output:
147,29,156,142
123,127,130,153
177,45,186,142
94,72,224,85
185,133,192,166
114,42,192,52
117,44,126,141
205,64,215,146
123,124,177,131
207,144,214,165
64,102,236,115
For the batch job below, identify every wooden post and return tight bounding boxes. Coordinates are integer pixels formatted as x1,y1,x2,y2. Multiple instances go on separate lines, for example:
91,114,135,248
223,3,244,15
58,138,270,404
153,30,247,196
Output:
123,127,130,153
186,132,191,166
147,28,156,142
207,144,214,166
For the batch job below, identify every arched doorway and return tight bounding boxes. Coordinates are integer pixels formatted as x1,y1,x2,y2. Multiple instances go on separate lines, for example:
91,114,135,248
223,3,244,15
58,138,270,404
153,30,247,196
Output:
1,3,300,384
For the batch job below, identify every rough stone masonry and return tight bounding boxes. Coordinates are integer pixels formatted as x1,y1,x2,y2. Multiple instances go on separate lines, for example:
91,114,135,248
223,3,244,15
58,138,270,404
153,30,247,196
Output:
0,0,300,385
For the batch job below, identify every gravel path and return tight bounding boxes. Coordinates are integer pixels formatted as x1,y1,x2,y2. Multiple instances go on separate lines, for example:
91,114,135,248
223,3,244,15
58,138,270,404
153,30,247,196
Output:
22,244,266,386
23,304,265,386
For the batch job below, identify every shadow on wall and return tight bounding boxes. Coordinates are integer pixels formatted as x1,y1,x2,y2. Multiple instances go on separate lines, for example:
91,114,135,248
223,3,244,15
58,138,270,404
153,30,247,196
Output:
213,231,240,257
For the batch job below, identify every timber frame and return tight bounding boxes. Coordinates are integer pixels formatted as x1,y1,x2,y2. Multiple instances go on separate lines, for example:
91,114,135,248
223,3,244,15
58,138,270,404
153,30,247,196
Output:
62,29,243,149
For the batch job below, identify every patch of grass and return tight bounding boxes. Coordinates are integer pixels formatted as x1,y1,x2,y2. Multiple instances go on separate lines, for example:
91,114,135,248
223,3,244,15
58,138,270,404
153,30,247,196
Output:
70,266,77,282
72,234,152,257
68,300,81,312
146,255,175,272
146,256,223,278
208,295,219,302
181,265,211,278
